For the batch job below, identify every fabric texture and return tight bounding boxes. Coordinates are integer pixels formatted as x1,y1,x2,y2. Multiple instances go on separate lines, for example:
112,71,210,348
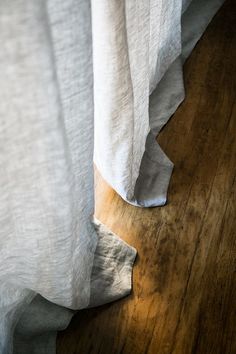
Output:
13,220,136,354
94,0,225,207
0,1,136,353
0,0,225,353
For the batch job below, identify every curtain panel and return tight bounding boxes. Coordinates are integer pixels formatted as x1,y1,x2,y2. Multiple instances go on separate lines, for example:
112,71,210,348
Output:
0,0,224,353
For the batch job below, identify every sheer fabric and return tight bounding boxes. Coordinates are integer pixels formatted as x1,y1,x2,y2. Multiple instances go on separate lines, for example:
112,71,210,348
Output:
0,1,136,352
94,0,225,206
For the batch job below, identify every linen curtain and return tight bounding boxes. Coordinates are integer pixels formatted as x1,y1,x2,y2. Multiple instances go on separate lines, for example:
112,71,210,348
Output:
0,0,224,353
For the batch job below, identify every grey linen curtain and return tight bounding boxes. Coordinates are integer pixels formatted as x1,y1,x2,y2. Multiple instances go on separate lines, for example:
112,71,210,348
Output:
0,0,224,353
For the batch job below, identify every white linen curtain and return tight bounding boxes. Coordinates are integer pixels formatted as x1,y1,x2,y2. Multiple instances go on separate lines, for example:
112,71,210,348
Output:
0,0,224,353
93,0,225,207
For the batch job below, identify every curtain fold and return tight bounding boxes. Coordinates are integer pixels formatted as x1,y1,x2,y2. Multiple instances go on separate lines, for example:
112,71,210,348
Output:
0,0,225,353
94,0,225,207
0,1,136,352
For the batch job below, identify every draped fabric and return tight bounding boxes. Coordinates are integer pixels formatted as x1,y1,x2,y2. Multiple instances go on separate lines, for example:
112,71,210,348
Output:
93,0,226,207
0,1,136,352
0,0,224,353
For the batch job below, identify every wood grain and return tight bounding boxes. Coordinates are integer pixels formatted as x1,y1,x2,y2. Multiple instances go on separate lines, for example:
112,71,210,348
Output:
57,1,236,353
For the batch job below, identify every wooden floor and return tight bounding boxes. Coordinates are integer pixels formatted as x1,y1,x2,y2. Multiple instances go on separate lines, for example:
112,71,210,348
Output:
57,1,236,353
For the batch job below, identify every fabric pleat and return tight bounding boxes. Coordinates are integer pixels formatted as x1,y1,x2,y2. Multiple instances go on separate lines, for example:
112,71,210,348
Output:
93,0,225,207
0,1,136,352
